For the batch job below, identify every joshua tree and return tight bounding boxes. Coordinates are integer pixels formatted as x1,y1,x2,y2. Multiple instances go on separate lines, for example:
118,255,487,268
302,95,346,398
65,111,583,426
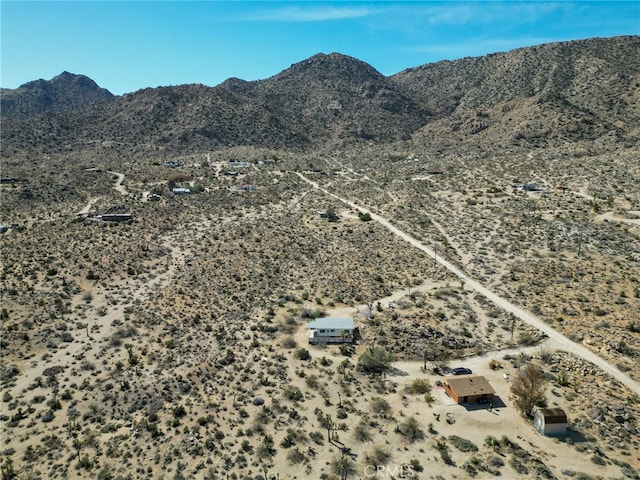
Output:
331,453,356,480
319,413,337,443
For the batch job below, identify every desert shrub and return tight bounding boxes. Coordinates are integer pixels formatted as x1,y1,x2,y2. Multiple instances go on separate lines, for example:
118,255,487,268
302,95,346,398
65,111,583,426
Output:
556,371,569,386
489,359,502,370
256,434,276,458
295,347,311,360
433,439,454,466
397,417,424,443
41,410,55,423
283,385,304,402
463,459,479,477
172,405,186,418
280,432,296,448
353,421,372,442
309,431,324,445
370,397,391,417
408,378,431,394
449,435,478,452
281,336,297,349
509,457,529,475
409,458,424,472
339,343,354,356
365,445,392,467
358,347,396,376
319,356,332,366
287,448,306,465
518,333,536,346
305,374,319,389
76,454,93,470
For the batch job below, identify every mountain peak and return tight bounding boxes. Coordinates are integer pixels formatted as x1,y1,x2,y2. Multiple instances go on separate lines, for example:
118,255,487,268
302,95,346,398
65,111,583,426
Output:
2,72,115,120
274,52,384,84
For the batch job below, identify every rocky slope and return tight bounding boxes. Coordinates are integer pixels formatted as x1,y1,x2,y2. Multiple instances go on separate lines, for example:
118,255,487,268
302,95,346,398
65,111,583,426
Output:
1,36,638,155
0,71,115,120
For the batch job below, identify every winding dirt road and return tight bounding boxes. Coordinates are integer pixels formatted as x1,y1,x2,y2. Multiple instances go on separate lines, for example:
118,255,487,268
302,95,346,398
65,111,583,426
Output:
296,172,640,395
77,170,128,215
109,171,127,195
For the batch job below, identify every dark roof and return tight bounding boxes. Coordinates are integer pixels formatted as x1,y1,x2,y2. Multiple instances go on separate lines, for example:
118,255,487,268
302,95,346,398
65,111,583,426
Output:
538,408,567,424
444,375,495,397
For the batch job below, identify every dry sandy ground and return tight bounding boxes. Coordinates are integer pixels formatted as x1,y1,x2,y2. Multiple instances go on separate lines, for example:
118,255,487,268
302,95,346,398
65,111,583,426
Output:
2,161,638,480
297,172,640,396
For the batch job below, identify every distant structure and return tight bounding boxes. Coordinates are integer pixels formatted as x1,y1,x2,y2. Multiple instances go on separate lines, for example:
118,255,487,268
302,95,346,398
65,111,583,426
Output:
534,408,568,435
515,183,541,192
172,187,191,195
0,177,20,184
234,185,256,191
442,375,495,404
95,214,133,223
307,317,354,344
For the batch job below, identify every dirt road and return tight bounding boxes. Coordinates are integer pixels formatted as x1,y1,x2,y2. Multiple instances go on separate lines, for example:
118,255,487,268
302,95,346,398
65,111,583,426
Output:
296,172,640,395
108,171,127,195
77,170,128,215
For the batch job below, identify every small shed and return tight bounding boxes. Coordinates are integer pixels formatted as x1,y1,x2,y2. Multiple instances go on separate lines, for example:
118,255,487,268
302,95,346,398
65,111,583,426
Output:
534,408,568,435
442,375,495,404
307,317,354,344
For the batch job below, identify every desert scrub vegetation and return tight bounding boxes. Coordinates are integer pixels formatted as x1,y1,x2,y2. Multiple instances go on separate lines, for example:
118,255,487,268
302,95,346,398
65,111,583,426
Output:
2,142,639,480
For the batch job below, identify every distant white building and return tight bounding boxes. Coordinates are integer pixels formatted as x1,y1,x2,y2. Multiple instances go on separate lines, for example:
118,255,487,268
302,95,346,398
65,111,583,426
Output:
307,317,354,344
228,161,251,168
534,408,568,435
234,185,256,191
172,188,191,195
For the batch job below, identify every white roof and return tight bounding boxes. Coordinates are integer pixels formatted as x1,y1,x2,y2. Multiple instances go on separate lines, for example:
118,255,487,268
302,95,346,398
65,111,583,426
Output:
307,317,354,330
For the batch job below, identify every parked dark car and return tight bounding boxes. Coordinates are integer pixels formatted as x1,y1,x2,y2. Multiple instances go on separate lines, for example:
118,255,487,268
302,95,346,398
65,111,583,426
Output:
452,367,472,375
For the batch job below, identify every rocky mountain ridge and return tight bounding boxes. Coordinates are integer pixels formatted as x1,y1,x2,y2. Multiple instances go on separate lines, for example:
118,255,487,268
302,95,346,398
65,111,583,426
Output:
2,36,638,155
1,71,115,120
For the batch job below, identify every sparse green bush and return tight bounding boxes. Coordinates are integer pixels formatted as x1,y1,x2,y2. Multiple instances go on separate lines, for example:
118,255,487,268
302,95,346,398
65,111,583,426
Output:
365,445,392,467
408,378,431,394
353,421,372,442
397,416,424,443
358,347,396,376
370,397,391,417
295,347,311,360
449,435,478,452
281,336,297,349
283,385,304,402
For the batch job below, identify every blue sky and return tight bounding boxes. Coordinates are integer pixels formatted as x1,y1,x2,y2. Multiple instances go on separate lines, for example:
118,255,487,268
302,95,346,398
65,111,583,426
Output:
1,1,638,95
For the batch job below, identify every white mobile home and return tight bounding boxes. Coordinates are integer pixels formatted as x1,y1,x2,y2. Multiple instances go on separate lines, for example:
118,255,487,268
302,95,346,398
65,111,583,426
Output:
307,317,354,344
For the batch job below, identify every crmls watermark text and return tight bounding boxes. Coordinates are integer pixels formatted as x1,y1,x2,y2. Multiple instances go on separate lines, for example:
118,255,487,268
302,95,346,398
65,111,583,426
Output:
364,464,416,478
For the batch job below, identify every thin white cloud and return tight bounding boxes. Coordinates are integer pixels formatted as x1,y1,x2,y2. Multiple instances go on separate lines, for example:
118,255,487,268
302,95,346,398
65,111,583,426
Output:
240,5,377,22
398,2,566,27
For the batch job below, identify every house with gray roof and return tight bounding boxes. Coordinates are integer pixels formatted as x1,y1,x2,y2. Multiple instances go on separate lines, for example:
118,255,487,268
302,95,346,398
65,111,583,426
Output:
307,317,354,344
